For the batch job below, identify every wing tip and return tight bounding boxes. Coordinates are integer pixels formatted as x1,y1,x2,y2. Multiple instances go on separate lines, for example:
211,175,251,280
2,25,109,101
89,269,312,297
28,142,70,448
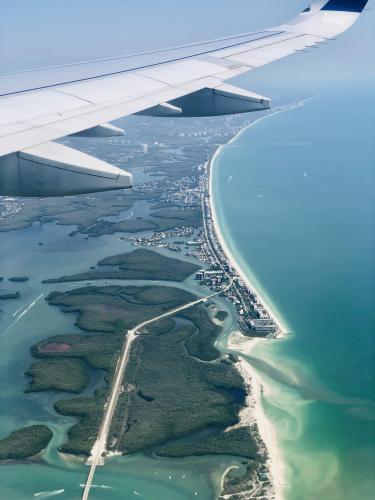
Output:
320,0,368,12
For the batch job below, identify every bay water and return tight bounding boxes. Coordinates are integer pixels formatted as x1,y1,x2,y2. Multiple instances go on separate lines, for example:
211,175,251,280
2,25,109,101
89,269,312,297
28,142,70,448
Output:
0,221,242,499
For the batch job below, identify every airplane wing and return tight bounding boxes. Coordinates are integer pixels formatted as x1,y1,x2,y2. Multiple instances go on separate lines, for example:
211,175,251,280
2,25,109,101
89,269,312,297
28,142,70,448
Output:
0,0,368,196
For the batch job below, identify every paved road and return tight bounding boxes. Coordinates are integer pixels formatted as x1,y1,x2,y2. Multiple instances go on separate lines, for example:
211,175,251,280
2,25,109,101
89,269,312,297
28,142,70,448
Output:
82,281,232,500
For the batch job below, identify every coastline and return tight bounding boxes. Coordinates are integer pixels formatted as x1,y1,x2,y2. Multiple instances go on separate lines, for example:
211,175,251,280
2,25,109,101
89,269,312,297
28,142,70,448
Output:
208,122,290,499
207,98,316,336
208,132,290,337
227,332,288,500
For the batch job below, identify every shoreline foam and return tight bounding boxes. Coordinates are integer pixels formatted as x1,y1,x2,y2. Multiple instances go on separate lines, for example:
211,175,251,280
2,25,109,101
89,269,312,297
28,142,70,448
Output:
208,96,318,336
227,332,288,500
208,112,292,336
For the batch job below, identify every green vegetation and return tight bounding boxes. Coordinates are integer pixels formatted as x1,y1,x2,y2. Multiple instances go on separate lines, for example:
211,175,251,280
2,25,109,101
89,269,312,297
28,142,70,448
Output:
98,249,199,281
21,282,257,461
151,202,180,210
215,310,229,322
25,285,196,455
178,304,222,361
84,218,157,237
31,333,121,456
46,285,195,333
0,292,20,300
54,390,106,455
32,334,121,371
25,358,90,394
109,319,246,455
0,426,53,461
157,427,260,459
82,207,202,237
43,249,199,283
151,208,202,229
0,190,154,234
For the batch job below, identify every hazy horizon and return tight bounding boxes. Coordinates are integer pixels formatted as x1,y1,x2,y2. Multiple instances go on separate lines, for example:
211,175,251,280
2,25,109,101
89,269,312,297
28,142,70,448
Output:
1,0,374,93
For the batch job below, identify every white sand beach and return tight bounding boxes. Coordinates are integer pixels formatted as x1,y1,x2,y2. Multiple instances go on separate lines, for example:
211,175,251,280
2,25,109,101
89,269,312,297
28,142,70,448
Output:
227,332,288,500
208,135,290,337
208,128,292,498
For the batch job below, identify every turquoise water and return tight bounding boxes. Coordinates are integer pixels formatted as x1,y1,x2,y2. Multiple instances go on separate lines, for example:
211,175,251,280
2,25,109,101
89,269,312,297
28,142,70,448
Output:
212,85,375,499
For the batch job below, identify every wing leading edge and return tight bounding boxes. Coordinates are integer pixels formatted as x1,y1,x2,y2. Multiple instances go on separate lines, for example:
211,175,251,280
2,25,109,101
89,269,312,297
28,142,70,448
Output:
0,0,368,196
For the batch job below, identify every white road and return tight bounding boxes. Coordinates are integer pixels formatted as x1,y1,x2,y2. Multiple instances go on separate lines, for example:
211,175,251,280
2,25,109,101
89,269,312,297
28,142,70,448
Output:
82,280,232,500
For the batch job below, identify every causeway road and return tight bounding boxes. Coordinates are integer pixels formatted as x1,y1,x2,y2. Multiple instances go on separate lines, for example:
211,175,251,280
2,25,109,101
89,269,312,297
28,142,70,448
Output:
82,280,232,500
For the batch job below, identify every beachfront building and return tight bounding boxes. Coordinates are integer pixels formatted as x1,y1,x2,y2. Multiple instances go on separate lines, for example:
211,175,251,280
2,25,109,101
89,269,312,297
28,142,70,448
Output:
249,319,277,334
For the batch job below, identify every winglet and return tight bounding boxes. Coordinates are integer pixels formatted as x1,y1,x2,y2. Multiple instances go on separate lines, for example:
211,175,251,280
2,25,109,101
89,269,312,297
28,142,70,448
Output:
321,0,368,12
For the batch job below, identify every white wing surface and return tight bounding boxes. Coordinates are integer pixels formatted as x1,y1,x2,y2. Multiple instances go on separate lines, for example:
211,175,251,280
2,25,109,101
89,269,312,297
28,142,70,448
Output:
0,0,368,196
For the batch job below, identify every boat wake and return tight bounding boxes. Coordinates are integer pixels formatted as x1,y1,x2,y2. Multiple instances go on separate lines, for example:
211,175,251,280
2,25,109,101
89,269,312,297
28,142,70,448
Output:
302,171,329,190
79,483,114,490
33,490,65,498
5,293,45,332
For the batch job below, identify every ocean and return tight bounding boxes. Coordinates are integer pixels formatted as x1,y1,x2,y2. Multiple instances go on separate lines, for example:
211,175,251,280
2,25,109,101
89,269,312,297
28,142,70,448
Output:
212,84,375,499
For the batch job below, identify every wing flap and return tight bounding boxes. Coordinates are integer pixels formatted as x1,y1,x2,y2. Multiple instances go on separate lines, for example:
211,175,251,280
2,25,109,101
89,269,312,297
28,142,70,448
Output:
0,142,132,197
168,84,270,117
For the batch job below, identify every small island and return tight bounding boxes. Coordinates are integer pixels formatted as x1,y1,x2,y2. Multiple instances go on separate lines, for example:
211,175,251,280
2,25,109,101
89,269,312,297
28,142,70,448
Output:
8,277,29,283
215,310,229,322
0,292,20,300
43,248,199,283
20,282,261,463
25,358,90,394
0,425,53,461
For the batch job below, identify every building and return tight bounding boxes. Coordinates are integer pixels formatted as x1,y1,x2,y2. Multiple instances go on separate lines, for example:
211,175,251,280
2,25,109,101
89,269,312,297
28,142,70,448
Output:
203,270,224,278
249,319,277,334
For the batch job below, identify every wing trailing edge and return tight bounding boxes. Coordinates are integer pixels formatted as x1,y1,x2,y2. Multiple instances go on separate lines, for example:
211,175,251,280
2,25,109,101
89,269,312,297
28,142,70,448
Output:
0,142,132,197
0,0,369,197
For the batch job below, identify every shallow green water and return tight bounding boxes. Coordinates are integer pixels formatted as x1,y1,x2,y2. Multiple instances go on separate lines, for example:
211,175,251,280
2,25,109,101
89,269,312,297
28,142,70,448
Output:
0,221,241,499
212,85,375,500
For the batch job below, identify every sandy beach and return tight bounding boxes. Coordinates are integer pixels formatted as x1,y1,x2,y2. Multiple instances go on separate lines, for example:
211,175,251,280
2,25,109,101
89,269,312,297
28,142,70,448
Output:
208,128,291,499
227,332,288,500
208,128,290,337
208,98,317,337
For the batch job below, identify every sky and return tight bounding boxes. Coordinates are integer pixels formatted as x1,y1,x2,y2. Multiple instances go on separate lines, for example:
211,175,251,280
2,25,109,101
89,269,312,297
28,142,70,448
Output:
0,0,374,94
